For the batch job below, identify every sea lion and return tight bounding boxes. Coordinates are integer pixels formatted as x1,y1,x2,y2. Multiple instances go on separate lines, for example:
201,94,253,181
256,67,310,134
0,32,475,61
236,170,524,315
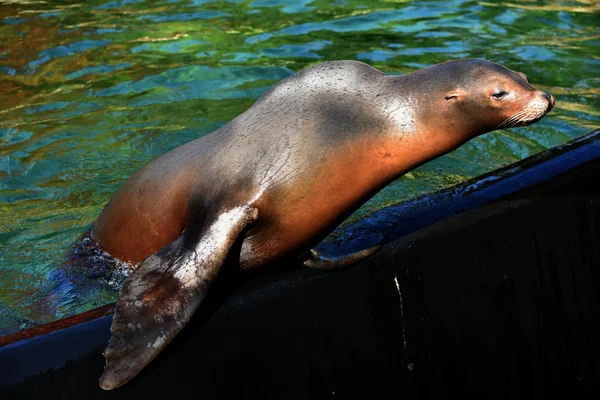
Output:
94,59,554,389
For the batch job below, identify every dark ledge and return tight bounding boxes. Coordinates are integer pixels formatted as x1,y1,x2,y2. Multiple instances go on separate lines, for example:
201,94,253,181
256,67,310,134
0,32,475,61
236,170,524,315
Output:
1,130,599,399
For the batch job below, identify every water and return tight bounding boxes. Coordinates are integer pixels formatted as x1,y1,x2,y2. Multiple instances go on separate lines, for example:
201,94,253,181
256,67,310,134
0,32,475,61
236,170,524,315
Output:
0,0,598,335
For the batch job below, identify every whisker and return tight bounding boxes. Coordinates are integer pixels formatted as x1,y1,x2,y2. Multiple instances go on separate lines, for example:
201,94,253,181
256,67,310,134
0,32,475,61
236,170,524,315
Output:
497,108,527,129
497,106,547,129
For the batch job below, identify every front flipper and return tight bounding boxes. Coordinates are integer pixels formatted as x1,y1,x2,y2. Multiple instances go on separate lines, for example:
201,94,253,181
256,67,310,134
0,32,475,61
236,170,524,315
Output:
303,244,381,270
99,206,258,390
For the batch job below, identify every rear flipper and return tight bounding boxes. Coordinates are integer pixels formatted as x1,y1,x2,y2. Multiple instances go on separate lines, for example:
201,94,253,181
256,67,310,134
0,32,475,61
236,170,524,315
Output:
99,206,258,390
303,244,381,270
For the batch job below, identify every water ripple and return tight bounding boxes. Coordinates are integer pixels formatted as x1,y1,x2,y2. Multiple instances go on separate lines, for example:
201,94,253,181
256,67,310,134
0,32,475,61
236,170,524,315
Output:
0,0,598,335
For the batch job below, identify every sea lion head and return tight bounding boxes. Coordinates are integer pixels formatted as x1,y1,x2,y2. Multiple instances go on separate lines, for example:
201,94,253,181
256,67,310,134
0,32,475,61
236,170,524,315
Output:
413,59,555,142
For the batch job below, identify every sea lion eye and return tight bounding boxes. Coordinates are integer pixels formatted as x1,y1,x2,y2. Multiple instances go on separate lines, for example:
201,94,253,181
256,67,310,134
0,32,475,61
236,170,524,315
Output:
491,91,508,100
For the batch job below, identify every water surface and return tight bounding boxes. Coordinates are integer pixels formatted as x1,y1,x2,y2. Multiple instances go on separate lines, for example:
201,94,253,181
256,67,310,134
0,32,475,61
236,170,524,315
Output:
0,0,598,335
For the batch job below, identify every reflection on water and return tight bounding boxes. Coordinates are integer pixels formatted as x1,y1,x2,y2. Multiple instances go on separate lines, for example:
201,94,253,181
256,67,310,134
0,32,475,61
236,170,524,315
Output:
0,0,598,335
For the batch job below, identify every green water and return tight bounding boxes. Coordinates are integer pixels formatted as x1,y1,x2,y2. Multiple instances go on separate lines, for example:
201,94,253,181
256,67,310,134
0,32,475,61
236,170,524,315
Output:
0,0,598,335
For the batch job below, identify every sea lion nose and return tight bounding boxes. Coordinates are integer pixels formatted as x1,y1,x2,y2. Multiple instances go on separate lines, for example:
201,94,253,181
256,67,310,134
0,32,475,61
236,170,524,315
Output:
541,92,555,110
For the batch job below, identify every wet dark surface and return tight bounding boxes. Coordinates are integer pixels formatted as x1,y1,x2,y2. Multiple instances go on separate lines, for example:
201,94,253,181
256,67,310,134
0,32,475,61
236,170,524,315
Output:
388,194,600,399
1,130,599,399
4,264,405,399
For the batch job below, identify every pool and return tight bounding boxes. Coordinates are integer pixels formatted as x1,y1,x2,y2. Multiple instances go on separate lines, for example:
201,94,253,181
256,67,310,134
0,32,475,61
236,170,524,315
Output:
0,0,598,335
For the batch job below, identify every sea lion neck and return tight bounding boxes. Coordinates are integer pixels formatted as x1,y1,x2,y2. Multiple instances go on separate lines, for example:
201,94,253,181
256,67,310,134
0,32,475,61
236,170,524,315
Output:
382,65,488,142
373,71,482,170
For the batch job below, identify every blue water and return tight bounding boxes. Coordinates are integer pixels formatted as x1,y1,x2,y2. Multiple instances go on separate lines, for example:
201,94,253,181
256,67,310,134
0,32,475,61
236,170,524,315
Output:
0,0,598,335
